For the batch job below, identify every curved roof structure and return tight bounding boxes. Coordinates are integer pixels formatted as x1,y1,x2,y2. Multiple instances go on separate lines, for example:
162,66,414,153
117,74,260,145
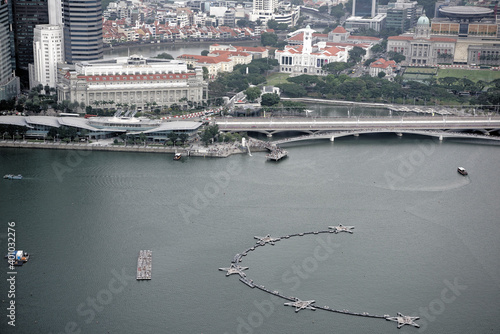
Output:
439,6,493,21
0,116,202,136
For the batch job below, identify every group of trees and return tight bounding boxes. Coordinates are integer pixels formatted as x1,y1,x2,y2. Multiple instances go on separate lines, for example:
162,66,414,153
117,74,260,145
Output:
0,84,94,116
200,124,220,146
199,123,247,145
244,87,262,102
46,126,89,142
266,20,288,31
476,91,500,111
155,52,174,60
260,32,279,47
273,72,480,106
209,58,279,97
0,124,28,140
12,85,59,114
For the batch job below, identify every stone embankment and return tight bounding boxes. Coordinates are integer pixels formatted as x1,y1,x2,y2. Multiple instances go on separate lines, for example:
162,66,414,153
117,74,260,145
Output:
0,141,249,158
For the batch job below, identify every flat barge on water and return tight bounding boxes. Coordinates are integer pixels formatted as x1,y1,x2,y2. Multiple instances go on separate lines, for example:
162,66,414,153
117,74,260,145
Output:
137,250,152,280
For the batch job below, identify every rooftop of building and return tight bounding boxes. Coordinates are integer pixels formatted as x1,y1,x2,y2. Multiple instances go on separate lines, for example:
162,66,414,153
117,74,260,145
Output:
370,58,397,69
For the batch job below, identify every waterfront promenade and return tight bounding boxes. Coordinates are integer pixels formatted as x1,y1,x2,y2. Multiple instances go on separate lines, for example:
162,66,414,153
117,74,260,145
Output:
0,139,248,158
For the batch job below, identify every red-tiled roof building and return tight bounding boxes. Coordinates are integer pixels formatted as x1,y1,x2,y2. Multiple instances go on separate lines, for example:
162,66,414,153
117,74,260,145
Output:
369,58,398,77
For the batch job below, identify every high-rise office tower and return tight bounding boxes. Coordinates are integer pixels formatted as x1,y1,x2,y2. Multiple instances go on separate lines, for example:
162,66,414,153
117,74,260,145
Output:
30,24,64,88
0,0,20,100
253,0,278,18
11,0,49,71
48,0,62,25
63,0,103,64
352,0,377,17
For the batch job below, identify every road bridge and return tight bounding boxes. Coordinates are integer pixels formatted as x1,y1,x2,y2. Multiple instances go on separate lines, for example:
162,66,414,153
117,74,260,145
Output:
272,129,500,144
216,116,500,140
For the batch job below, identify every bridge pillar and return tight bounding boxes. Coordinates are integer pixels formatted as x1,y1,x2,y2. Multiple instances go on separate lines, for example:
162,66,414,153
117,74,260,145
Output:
330,136,335,142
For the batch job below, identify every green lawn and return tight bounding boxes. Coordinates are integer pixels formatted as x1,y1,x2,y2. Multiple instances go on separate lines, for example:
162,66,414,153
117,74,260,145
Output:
405,67,437,74
265,72,290,86
436,68,500,83
402,73,434,81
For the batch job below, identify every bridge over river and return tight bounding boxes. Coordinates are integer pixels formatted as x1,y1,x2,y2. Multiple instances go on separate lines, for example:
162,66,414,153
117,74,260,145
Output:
217,116,500,142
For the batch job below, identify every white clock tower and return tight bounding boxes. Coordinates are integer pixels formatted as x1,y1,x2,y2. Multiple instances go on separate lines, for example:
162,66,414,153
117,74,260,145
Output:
303,25,313,54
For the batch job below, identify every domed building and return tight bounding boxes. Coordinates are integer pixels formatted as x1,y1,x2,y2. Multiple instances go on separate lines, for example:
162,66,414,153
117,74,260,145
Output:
387,12,457,65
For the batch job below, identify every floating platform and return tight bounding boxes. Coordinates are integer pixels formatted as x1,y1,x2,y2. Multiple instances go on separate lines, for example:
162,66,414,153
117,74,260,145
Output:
266,149,288,161
218,224,422,329
136,250,152,280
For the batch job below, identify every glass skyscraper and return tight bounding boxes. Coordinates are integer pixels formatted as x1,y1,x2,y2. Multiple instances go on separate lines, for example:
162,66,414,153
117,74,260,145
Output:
0,0,20,100
11,0,50,71
63,0,103,64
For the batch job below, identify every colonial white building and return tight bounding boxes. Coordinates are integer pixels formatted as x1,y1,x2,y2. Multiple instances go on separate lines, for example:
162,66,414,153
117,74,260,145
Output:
30,24,65,89
276,25,350,76
387,13,456,65
57,55,207,109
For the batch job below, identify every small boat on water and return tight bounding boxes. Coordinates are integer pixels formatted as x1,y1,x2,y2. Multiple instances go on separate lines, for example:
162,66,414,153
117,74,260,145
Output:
3,174,22,180
173,153,182,160
457,167,468,176
5,250,30,266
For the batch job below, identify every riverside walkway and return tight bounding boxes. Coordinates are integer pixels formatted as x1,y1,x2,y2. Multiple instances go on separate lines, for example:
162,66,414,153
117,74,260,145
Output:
0,140,246,158
216,116,500,138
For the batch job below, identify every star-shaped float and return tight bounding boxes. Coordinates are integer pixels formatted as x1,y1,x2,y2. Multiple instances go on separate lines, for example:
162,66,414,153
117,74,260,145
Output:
386,313,420,329
219,264,249,277
328,224,355,234
284,299,316,313
254,234,280,245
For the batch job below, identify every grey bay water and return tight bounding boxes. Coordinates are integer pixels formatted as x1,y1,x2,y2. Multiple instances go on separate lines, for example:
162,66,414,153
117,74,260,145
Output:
1,133,500,334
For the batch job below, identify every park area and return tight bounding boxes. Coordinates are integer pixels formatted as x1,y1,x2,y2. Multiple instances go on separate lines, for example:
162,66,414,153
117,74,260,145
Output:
402,67,500,85
436,68,500,82
265,72,290,86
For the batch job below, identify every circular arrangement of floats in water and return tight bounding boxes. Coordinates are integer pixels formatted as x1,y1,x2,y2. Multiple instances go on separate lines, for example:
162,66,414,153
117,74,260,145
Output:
219,225,420,329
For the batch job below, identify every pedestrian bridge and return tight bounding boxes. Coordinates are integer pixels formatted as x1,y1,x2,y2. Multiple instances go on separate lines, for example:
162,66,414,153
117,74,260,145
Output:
217,116,500,141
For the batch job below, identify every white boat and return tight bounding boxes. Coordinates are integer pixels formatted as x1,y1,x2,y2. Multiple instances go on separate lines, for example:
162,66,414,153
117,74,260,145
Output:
173,153,182,160
3,174,22,180
5,250,29,266
457,167,468,176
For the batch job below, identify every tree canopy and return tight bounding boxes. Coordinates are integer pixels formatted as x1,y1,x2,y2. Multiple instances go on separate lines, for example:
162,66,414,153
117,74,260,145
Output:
261,32,279,47
155,53,174,60
261,93,280,106
244,87,261,102
322,62,351,75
